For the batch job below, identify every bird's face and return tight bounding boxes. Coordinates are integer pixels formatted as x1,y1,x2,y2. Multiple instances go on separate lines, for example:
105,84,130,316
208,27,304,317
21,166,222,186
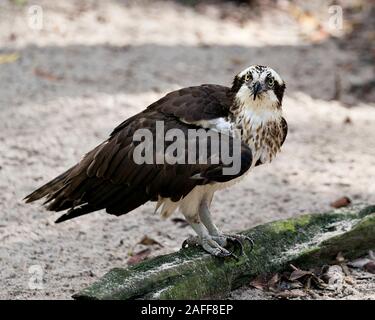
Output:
232,65,285,110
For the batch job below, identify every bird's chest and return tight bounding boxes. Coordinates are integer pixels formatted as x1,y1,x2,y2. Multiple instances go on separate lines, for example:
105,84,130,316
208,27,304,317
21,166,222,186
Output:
236,117,284,166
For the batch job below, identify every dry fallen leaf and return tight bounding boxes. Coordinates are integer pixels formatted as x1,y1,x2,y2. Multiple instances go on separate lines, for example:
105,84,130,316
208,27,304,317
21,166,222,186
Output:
138,235,163,247
249,281,264,290
0,53,19,64
127,248,151,265
289,269,312,281
9,33,17,41
249,275,268,291
363,262,375,274
34,68,63,81
343,116,352,124
310,274,328,290
230,57,244,66
330,196,351,208
268,273,280,289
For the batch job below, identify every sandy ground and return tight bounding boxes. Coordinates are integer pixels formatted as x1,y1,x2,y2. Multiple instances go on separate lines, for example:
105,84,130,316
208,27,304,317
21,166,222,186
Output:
0,0,374,299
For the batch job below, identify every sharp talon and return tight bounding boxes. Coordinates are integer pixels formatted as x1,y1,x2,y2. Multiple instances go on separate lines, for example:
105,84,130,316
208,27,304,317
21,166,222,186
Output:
182,240,188,248
218,251,232,258
221,234,255,255
183,233,248,259
244,235,254,252
227,237,244,256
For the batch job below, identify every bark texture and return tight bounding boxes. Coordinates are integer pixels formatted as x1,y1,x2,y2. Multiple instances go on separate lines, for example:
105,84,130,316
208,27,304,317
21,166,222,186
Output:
74,204,375,300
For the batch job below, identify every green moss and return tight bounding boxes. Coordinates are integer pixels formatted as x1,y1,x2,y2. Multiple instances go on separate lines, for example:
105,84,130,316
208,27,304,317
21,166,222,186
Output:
74,205,375,300
352,214,375,230
358,205,375,218
267,214,313,234
270,219,297,233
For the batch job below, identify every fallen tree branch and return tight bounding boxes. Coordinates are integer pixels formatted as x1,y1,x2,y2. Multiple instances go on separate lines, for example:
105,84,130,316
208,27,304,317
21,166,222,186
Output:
74,204,375,300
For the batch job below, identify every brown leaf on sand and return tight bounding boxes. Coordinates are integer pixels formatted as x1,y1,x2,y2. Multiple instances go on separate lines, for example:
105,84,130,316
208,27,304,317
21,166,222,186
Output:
343,116,352,124
268,273,280,289
0,53,19,64
289,269,312,281
250,274,282,291
311,274,328,290
250,275,268,290
127,248,151,265
138,235,163,247
34,68,63,81
330,196,351,208
364,262,375,274
230,57,244,66
288,265,325,289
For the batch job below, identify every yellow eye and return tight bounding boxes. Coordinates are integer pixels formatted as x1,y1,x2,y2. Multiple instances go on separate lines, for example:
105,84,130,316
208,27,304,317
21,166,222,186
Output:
244,73,252,82
267,77,274,87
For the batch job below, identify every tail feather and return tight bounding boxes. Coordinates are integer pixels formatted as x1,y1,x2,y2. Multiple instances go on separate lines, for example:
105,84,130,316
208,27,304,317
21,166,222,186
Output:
55,204,97,223
24,167,74,203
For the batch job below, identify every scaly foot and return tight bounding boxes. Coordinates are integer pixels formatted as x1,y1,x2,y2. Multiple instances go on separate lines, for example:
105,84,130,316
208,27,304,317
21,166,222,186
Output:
211,233,254,256
182,235,238,259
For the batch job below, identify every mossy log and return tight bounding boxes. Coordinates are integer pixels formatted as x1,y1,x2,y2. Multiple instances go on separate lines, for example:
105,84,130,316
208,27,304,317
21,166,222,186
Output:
74,204,375,300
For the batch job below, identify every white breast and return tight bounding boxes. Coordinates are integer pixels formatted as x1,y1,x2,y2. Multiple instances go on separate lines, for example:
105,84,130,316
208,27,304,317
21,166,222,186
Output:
188,117,233,135
156,111,282,219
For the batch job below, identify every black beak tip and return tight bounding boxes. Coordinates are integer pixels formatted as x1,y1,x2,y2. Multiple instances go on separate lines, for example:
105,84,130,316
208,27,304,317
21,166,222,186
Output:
252,82,261,100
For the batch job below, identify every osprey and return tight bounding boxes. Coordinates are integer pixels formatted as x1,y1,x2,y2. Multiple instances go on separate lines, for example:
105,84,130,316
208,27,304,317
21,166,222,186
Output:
25,65,287,258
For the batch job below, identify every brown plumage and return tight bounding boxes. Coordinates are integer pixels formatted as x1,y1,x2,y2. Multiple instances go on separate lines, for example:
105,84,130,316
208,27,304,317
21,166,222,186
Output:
25,65,288,258
25,85,253,223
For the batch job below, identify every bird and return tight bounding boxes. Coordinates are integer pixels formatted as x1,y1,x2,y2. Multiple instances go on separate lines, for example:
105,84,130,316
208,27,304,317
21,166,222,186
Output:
25,65,287,258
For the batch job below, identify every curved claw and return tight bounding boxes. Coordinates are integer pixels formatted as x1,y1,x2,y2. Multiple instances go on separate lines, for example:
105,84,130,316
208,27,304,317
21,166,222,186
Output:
210,245,239,260
182,236,239,259
181,239,188,249
181,235,244,260
223,234,255,255
243,235,254,252
215,249,232,258
246,237,254,252
226,237,244,256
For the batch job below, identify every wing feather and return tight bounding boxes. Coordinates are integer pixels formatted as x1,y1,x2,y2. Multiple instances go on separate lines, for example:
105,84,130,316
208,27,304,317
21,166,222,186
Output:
25,85,254,223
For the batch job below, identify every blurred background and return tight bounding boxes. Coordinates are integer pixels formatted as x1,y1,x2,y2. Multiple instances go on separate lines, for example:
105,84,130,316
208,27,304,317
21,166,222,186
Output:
0,0,374,299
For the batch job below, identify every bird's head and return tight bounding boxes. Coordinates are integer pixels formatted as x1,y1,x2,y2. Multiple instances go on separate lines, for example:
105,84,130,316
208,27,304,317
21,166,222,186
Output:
231,65,286,111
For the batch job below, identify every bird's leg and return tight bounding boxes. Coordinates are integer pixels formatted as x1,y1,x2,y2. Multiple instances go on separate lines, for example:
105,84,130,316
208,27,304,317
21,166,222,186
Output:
182,217,237,259
198,202,225,244
198,202,254,255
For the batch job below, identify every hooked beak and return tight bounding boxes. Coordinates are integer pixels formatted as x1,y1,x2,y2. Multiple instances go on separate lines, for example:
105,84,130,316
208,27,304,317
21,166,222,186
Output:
251,81,262,100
